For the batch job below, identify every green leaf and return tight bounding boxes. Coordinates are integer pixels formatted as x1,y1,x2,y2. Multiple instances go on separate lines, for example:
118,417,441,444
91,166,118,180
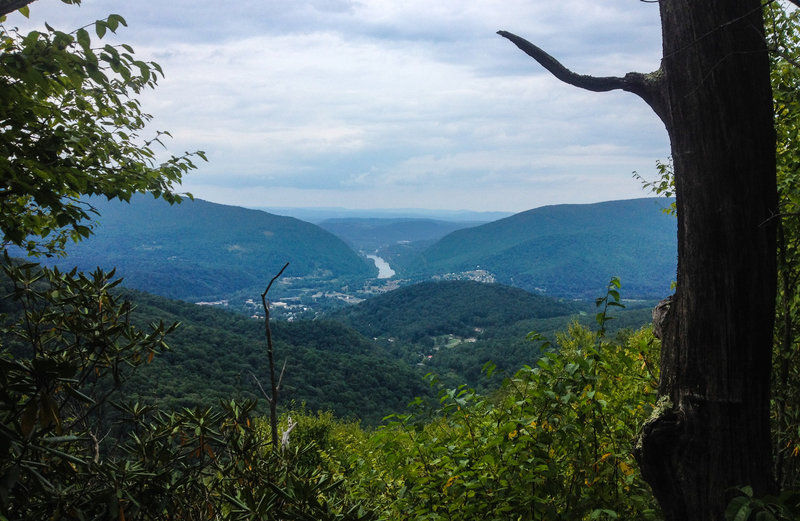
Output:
108,14,127,29
95,20,107,38
76,27,90,50
726,496,751,521
734,505,752,521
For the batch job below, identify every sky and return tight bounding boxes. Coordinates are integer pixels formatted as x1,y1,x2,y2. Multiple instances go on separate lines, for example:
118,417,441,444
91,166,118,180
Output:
10,0,670,213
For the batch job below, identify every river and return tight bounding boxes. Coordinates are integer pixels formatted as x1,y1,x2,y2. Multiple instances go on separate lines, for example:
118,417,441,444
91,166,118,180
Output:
366,255,395,279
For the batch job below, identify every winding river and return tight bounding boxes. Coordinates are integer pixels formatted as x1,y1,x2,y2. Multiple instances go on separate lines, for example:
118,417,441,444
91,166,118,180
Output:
366,255,395,279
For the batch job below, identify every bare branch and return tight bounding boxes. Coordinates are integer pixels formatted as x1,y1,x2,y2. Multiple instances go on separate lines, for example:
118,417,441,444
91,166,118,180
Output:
261,262,290,302
497,30,629,92
89,428,111,464
280,415,297,450
774,46,800,70
276,359,287,391
261,262,289,450
496,30,667,122
250,358,287,406
249,371,273,404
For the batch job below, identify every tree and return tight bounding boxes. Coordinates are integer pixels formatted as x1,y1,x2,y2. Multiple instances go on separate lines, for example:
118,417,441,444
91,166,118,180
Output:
499,1,777,520
765,1,800,492
0,1,204,256
0,5,379,519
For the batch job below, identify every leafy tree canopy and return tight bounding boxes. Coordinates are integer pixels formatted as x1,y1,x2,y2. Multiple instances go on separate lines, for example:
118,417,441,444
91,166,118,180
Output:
0,0,204,255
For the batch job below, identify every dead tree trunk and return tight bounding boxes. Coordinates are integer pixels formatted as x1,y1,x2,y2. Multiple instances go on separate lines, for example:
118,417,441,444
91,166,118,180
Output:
499,1,777,519
0,0,35,17
254,262,289,450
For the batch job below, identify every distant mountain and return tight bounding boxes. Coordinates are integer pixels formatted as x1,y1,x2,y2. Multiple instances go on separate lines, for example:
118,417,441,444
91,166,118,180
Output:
33,196,376,301
405,198,676,299
318,218,482,252
257,207,513,223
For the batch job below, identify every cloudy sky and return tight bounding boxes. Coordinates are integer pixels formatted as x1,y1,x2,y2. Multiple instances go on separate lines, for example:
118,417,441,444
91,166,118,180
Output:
12,0,669,212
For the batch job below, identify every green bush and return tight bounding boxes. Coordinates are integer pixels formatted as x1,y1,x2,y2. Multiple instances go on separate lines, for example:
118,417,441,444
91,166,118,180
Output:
343,288,662,520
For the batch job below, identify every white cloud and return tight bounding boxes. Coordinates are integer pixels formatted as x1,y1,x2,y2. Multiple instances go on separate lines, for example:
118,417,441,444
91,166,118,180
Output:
10,0,668,212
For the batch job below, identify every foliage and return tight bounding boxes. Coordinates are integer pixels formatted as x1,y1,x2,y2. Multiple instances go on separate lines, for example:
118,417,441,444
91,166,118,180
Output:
346,285,662,520
764,0,800,492
725,486,800,521
104,288,435,426
632,159,676,216
0,5,203,256
403,198,676,299
0,262,375,520
0,260,174,518
331,280,577,343
26,195,377,301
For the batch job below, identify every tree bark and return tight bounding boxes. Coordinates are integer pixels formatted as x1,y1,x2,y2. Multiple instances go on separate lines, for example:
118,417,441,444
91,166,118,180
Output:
0,0,36,17
639,2,777,519
261,262,289,450
500,0,777,519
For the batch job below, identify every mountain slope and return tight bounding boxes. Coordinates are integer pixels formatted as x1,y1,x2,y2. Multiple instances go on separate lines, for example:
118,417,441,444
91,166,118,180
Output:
119,289,432,425
318,218,483,252
406,198,676,298
39,196,376,300
328,279,654,389
330,280,577,342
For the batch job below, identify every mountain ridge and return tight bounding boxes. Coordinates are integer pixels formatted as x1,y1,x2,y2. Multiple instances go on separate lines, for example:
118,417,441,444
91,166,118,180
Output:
34,195,376,301
403,198,676,299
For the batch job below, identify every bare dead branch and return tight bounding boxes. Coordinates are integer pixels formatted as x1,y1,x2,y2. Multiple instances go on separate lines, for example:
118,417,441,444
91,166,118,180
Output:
277,359,287,390
261,262,289,450
496,30,667,122
261,262,290,302
280,415,297,450
497,30,629,92
89,428,111,464
249,371,272,404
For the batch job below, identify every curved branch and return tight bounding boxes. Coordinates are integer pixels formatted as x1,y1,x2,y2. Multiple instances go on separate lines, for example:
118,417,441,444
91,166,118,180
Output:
497,30,667,123
0,0,35,17
1,0,81,18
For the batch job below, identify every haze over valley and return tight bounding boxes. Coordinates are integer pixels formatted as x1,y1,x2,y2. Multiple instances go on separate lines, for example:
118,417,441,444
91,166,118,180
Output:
3,194,675,422
30,195,675,321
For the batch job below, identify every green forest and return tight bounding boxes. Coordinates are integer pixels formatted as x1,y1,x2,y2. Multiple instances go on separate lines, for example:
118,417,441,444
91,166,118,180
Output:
396,198,677,299
23,195,377,301
3,1,800,521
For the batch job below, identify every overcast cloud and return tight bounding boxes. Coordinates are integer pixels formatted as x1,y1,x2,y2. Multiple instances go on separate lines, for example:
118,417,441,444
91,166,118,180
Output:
11,0,670,212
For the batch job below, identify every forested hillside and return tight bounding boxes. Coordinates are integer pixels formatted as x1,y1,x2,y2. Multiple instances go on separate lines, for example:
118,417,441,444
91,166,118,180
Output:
119,289,433,425
0,265,431,425
330,280,576,341
4,1,800,519
330,279,654,387
126,279,654,410
318,217,482,252
402,198,676,298
29,196,377,301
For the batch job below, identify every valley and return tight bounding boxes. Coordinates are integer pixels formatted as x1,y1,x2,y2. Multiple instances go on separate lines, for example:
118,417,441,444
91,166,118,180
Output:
4,195,673,423
25,195,675,318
